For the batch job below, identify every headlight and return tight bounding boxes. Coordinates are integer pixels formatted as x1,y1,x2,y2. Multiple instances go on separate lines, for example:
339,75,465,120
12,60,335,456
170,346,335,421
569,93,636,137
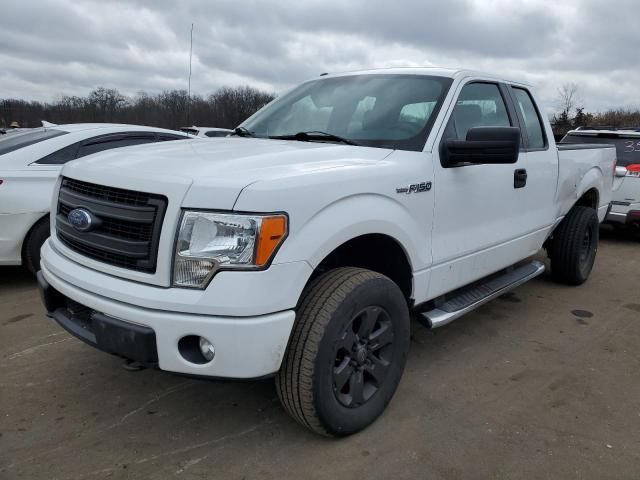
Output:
173,211,287,288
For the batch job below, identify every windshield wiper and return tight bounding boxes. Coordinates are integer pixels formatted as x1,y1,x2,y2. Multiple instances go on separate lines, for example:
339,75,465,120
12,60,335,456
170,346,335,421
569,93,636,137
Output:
232,126,255,137
270,131,360,146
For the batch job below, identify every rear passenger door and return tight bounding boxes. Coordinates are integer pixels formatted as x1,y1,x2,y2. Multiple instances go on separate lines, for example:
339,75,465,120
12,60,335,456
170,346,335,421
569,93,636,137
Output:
507,86,558,233
429,81,532,298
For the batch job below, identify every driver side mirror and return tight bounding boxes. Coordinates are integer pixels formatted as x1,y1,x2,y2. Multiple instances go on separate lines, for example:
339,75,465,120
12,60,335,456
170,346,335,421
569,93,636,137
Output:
442,126,521,167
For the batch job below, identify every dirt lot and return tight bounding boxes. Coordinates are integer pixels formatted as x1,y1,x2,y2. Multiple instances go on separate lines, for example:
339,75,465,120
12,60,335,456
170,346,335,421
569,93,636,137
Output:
1,228,639,480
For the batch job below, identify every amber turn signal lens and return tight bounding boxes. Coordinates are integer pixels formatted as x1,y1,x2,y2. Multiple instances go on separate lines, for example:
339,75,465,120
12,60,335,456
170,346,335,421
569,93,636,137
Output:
256,216,287,266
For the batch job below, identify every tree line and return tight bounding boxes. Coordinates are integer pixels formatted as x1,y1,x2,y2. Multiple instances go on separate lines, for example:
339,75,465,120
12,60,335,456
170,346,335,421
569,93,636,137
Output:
551,83,640,137
3,82,638,136
0,86,276,130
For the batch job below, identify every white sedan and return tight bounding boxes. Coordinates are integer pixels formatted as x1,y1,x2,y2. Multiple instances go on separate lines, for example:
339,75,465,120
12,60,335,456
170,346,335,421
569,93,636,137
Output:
0,123,191,273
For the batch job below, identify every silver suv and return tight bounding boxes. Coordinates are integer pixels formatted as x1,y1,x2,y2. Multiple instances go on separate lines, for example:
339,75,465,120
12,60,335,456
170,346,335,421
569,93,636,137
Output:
562,127,640,227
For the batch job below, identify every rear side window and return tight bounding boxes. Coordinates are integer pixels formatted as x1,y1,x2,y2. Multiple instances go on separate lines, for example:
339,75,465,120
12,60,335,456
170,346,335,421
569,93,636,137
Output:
36,143,81,165
76,133,157,158
0,129,67,156
512,88,546,149
157,134,190,142
36,132,188,165
444,83,511,141
561,134,640,167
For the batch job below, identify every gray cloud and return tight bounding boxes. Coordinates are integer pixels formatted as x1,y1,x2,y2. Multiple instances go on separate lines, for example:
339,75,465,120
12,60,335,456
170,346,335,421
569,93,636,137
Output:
1,0,638,113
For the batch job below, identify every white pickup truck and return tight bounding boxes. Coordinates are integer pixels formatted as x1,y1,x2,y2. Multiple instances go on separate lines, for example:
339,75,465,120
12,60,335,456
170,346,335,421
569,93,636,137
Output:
38,68,615,436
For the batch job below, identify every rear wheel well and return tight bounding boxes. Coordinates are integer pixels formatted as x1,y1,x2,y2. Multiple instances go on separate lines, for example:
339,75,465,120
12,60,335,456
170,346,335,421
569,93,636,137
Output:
544,188,599,251
310,234,413,303
576,188,599,209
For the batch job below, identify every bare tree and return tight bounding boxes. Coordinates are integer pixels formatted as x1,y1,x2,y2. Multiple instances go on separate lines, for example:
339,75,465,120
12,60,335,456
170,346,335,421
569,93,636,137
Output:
556,83,580,118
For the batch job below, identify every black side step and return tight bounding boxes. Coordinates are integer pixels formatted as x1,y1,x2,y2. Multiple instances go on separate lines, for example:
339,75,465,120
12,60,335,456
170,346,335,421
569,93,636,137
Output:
419,261,545,328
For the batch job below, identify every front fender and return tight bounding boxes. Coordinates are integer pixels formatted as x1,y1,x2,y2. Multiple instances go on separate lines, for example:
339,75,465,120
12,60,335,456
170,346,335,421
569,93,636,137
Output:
274,193,426,271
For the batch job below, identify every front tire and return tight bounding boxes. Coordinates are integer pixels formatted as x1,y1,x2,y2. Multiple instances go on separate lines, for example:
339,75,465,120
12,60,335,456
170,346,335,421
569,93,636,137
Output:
549,206,599,285
276,267,410,436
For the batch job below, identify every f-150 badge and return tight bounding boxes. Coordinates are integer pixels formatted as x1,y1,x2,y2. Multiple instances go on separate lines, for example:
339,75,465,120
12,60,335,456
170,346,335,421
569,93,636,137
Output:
396,182,432,194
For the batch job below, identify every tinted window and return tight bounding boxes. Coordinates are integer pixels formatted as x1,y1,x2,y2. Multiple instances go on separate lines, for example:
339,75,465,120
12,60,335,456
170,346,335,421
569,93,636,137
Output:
36,142,81,164
204,131,229,137
444,83,511,141
77,134,157,158
157,134,190,142
0,129,67,156
513,88,545,149
242,74,453,151
561,134,640,166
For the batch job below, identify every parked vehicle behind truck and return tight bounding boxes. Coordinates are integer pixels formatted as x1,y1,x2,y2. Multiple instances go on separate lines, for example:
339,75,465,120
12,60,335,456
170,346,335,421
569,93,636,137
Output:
561,127,640,228
0,123,191,274
37,68,615,436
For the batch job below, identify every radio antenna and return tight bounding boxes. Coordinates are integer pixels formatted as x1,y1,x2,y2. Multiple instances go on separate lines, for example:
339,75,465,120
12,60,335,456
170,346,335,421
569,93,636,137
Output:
187,23,194,124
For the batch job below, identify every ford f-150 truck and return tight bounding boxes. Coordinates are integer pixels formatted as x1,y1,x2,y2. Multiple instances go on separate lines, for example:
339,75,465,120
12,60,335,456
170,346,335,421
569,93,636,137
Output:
37,68,616,436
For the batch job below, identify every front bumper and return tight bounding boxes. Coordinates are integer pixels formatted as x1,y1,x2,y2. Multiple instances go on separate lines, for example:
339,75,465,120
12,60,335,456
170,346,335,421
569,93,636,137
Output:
38,271,159,365
39,257,297,379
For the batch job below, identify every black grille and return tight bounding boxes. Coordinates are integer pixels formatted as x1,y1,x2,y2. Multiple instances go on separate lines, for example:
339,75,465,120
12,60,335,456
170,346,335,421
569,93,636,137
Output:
56,177,167,273
62,177,151,206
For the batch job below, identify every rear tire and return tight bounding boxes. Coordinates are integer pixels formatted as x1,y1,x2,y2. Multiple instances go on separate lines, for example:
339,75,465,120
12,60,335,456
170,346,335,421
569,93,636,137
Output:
276,267,410,436
23,217,50,275
549,206,599,285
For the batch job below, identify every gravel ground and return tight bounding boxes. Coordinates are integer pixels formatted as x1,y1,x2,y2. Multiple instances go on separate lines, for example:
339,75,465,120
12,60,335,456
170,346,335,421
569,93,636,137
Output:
1,228,639,479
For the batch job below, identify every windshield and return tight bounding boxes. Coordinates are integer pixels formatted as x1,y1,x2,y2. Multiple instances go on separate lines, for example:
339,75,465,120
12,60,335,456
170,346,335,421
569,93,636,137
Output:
241,74,452,151
561,133,640,167
0,128,67,156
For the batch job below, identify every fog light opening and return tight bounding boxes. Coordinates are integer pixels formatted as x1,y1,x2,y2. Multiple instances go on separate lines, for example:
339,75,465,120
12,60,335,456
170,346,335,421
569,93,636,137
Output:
178,335,215,364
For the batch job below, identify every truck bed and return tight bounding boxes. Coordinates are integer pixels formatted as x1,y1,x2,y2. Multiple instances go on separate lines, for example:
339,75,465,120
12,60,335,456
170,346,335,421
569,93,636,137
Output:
555,144,616,222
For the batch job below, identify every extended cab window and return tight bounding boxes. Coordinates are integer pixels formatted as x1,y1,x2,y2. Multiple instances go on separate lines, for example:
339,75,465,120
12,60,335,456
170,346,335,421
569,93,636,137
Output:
512,87,546,149
242,74,453,151
443,83,511,141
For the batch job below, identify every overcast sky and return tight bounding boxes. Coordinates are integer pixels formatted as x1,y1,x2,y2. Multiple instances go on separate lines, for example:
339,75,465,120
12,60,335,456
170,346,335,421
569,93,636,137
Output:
1,0,637,114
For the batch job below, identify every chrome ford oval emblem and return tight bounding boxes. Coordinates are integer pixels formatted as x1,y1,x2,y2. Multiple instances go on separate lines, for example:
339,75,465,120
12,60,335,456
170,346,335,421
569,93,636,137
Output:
67,208,93,232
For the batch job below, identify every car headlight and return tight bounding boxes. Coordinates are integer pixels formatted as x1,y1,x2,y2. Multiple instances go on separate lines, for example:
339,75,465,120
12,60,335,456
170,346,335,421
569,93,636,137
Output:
173,211,288,288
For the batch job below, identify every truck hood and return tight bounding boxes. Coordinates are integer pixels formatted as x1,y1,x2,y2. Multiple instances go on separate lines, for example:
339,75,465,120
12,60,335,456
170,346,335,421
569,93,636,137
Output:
63,137,392,209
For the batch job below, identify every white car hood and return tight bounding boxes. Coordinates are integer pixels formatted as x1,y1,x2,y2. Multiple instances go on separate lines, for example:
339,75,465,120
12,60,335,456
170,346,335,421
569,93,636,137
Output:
62,137,392,210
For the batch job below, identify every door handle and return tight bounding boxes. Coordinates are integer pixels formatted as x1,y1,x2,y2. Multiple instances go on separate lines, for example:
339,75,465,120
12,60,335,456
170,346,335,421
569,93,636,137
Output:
514,168,527,189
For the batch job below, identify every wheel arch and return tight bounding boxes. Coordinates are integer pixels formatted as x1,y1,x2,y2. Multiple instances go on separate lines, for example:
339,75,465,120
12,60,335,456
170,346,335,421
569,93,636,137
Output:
20,213,50,263
575,187,599,210
308,233,414,302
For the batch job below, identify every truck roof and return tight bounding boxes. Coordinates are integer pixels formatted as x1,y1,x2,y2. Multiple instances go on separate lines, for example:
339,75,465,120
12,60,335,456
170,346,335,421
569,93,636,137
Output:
316,67,531,87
